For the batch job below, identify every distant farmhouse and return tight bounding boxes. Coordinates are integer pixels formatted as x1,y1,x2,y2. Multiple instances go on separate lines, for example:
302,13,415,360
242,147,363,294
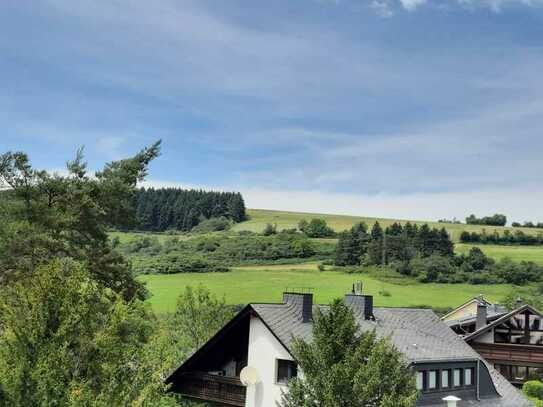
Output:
167,284,530,407
444,296,543,387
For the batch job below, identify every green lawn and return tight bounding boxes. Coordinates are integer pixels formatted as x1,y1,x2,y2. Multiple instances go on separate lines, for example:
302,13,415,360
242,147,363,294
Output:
233,209,542,242
140,265,516,314
456,243,543,264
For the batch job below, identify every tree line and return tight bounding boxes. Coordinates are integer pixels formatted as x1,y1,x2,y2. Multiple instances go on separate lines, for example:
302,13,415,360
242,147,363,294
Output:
133,187,247,231
465,213,507,226
334,221,454,267
460,229,543,246
512,221,543,229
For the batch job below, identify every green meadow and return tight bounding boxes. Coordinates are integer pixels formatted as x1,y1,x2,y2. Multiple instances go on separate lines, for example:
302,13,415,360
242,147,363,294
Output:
122,208,543,313
233,209,542,242
140,263,517,314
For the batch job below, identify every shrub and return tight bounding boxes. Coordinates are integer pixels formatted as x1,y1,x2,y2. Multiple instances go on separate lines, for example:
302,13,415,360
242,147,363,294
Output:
136,254,229,274
318,264,325,272
262,223,278,236
299,218,336,238
192,216,231,233
523,380,543,400
379,289,391,297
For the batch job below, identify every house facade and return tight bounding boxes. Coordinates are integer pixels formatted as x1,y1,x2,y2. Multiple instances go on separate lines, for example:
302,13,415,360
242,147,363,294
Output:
444,297,543,386
167,286,531,407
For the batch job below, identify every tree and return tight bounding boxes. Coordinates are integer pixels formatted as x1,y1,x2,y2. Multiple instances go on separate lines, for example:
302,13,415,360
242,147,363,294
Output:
302,218,335,238
367,222,384,265
281,299,417,407
0,260,166,406
169,286,235,352
0,142,161,300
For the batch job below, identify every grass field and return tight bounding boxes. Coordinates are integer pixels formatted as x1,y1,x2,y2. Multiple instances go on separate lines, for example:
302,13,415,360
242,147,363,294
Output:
233,209,543,242
140,264,518,314
456,243,543,264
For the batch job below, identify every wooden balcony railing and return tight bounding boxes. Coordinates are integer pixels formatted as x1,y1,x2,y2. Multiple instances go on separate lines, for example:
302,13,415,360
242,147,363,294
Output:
177,372,246,406
472,342,543,364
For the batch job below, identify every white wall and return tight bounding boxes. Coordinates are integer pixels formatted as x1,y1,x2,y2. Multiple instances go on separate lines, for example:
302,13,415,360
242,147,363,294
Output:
476,329,494,344
245,315,294,407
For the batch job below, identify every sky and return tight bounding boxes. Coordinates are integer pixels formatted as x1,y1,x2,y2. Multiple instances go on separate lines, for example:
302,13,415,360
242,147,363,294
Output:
1,0,543,223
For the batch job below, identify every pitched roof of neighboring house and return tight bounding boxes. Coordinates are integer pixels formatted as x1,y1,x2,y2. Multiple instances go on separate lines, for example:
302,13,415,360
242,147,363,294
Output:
444,304,509,328
441,296,493,321
464,304,543,343
251,302,531,407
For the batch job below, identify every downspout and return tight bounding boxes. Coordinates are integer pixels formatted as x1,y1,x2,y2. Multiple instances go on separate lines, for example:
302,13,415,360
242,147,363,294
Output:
476,359,480,401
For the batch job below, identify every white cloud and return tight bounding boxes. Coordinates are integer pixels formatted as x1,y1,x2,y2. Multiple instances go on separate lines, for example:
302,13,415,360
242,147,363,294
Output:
371,0,395,17
399,0,427,11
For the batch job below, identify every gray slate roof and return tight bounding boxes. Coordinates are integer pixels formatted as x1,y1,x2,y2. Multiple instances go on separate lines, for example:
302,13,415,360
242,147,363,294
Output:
250,302,533,407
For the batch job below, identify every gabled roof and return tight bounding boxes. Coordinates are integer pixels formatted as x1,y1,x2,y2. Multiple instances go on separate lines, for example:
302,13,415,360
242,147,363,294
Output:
441,295,492,321
167,299,533,407
464,304,543,343
444,304,508,328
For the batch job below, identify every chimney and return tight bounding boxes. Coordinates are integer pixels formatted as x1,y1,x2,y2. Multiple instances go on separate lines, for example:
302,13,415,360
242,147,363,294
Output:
283,292,313,323
345,281,374,320
476,302,487,330
515,297,524,309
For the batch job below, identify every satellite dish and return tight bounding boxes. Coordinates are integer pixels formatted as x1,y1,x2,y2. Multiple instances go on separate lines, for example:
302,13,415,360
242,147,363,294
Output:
240,366,260,386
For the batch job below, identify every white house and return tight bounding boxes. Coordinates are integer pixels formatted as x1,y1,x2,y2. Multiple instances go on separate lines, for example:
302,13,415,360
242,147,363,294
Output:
166,284,531,407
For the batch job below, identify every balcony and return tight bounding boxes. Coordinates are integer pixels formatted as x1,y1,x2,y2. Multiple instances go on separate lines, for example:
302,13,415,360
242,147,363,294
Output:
177,372,246,406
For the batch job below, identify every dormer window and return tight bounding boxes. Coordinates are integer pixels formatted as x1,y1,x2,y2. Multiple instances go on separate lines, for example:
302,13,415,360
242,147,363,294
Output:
428,371,437,390
464,368,473,386
441,370,450,388
453,369,462,387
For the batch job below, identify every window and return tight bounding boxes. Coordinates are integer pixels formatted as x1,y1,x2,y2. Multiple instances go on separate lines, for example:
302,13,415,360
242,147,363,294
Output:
428,371,437,390
276,359,297,384
441,370,450,388
464,368,473,386
453,369,461,387
416,371,424,390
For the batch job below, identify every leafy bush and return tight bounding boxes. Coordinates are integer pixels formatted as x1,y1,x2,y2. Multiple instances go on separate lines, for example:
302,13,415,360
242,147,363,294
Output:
191,216,231,233
262,223,278,236
379,289,391,297
135,254,229,274
523,380,543,400
299,218,336,238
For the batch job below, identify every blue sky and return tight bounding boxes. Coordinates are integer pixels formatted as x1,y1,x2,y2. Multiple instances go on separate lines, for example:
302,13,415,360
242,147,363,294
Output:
2,0,543,222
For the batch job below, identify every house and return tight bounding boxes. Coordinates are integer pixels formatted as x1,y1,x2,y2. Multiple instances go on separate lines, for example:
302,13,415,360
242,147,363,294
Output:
167,284,531,407
444,296,543,386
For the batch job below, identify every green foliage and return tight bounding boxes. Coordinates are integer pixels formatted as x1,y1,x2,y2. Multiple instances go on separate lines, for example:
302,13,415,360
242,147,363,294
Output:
0,260,165,406
396,247,543,285
262,223,277,236
135,253,229,274
150,286,237,381
133,188,246,231
336,221,454,268
299,218,336,238
281,299,417,407
460,228,543,246
123,232,330,271
0,142,161,300
523,380,543,401
466,213,507,226
191,216,232,233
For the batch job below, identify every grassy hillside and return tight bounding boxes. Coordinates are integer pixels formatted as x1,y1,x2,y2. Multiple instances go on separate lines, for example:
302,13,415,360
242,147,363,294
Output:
140,264,517,314
456,243,543,264
234,209,542,242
